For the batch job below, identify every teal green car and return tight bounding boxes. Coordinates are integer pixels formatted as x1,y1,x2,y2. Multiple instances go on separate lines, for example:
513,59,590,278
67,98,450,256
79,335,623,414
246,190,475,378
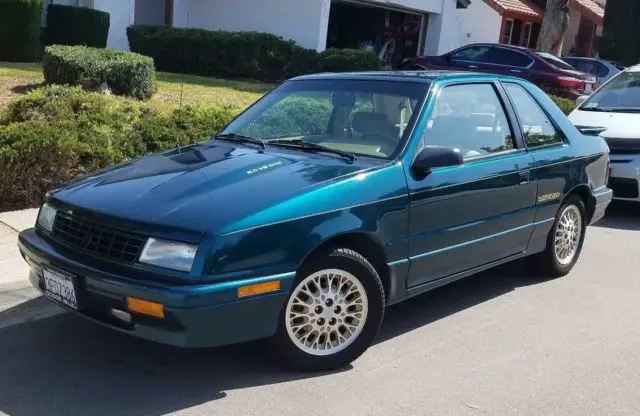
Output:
18,71,612,371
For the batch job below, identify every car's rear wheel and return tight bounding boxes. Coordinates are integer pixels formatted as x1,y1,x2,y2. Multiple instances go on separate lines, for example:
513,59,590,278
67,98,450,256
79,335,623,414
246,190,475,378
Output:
270,248,385,372
532,195,586,277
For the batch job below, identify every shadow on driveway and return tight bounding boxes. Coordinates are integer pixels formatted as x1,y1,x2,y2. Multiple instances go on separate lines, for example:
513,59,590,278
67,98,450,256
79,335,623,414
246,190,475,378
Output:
592,201,640,231
0,260,542,416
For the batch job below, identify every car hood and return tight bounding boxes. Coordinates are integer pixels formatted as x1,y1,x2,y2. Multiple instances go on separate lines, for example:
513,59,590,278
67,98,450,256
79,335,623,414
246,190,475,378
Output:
569,109,640,138
51,141,371,235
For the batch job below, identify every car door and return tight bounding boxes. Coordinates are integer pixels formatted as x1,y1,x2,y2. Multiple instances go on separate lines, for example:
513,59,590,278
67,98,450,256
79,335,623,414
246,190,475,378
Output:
481,46,535,79
405,81,537,289
447,45,494,72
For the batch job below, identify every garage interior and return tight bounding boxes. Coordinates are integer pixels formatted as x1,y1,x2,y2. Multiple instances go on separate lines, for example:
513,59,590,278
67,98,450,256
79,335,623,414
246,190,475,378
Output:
326,0,427,69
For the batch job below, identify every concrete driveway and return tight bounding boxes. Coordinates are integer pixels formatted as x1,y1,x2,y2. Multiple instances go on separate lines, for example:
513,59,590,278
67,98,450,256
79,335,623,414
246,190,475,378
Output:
0,203,639,416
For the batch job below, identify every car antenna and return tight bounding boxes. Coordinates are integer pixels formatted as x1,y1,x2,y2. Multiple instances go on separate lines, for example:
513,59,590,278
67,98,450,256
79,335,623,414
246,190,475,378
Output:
176,10,191,154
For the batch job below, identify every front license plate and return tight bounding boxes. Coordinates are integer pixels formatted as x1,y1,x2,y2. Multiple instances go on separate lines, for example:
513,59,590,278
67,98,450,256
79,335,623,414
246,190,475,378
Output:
43,267,78,310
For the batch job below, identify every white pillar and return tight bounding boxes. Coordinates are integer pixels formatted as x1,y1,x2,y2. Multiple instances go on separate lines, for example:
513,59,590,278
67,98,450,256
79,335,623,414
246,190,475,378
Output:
425,0,459,55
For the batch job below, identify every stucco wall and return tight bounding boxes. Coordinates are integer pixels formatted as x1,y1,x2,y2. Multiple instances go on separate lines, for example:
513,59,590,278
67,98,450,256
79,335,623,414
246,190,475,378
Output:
134,0,165,25
456,0,502,48
173,0,332,51
92,0,134,50
368,0,442,13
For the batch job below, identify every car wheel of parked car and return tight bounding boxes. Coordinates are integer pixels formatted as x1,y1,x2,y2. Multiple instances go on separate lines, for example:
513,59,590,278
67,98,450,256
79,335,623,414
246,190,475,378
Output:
270,248,385,372
533,195,587,277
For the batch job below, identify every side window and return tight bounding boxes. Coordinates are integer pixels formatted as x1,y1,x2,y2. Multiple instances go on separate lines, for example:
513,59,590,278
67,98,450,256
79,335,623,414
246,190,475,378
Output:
504,83,562,148
595,62,610,78
450,46,491,62
486,47,534,68
425,83,515,159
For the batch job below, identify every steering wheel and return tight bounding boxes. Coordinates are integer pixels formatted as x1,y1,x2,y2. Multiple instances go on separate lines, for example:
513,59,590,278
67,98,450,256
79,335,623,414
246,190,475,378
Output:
360,133,399,156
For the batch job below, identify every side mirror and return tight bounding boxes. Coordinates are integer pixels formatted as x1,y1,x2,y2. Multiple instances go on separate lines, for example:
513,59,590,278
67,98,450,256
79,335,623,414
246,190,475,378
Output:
412,146,463,176
575,95,589,106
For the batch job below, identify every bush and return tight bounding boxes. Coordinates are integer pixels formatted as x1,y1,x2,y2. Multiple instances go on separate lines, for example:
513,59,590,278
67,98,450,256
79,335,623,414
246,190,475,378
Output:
0,0,42,62
0,86,236,211
550,95,576,115
42,45,157,99
46,4,110,48
319,48,382,72
127,26,381,81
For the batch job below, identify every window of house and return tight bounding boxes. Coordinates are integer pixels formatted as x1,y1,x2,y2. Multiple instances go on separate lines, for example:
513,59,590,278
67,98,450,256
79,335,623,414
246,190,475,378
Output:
424,84,515,159
503,83,562,148
502,19,515,44
522,23,532,48
486,47,534,68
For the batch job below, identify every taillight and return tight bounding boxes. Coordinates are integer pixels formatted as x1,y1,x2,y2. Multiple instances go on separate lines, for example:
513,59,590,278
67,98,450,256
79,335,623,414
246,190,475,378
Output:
556,76,584,90
605,157,611,184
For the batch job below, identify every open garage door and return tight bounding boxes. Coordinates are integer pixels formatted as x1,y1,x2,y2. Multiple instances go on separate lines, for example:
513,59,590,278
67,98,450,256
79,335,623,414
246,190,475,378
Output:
327,0,428,69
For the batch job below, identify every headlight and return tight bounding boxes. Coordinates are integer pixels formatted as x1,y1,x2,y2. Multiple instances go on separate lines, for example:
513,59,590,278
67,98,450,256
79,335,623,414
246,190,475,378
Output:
37,203,57,232
138,237,197,272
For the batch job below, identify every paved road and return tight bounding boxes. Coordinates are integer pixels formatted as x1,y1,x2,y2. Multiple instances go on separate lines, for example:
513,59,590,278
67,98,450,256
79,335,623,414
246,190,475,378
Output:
1,203,639,416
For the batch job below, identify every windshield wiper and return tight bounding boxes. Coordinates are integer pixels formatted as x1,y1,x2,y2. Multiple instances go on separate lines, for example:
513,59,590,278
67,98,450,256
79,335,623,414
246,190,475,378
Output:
268,139,356,161
214,133,266,149
580,106,640,113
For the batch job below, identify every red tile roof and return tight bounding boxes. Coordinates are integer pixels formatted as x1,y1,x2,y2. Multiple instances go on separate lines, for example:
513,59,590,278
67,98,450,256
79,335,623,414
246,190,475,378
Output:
571,0,605,26
483,0,544,20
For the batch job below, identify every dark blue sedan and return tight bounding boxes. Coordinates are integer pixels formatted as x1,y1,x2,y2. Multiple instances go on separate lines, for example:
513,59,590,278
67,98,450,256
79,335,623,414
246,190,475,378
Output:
18,71,612,371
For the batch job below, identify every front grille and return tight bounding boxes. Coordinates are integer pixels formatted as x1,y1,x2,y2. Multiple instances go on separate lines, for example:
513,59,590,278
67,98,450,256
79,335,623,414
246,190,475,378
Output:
605,138,640,155
609,178,639,199
51,212,146,264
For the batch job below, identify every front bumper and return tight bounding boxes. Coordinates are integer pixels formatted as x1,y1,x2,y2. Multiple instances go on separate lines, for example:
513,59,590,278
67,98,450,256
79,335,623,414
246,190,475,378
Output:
609,154,640,201
18,228,295,348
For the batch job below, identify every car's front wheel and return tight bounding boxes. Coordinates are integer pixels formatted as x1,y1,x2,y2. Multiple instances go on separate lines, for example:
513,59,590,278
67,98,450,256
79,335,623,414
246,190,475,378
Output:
270,248,385,372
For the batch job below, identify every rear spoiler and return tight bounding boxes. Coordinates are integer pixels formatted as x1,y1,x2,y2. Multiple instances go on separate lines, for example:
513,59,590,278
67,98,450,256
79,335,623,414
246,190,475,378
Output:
575,125,607,136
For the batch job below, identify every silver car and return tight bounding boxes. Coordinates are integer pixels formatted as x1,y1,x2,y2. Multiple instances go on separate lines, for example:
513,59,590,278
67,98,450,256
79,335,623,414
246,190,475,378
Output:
562,57,625,85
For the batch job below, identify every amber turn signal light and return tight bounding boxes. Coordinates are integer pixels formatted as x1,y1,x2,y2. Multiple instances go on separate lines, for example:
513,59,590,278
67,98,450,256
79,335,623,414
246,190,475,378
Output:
237,280,281,298
126,297,165,319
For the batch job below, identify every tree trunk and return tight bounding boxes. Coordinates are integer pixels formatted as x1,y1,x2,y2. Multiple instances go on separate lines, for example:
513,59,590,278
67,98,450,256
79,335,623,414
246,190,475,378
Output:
537,0,570,55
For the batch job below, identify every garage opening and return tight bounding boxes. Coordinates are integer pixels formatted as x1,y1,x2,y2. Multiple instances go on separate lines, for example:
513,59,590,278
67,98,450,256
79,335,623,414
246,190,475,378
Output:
326,0,428,69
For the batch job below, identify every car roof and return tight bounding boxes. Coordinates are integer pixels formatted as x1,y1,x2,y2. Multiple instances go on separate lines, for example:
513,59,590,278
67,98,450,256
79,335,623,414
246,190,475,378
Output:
290,70,521,84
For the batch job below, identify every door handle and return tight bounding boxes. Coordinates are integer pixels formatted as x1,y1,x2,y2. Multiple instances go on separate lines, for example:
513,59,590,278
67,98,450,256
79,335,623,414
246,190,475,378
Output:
468,65,478,68
510,69,522,73
519,171,530,184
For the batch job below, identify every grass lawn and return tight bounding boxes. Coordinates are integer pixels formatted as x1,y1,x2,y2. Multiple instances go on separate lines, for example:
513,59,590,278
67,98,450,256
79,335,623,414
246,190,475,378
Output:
0,61,273,109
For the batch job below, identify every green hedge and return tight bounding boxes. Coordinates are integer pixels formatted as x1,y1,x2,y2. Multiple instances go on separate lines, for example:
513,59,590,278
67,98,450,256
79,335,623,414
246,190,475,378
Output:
126,26,381,81
43,45,157,99
550,95,576,115
0,86,236,211
0,0,42,62
46,4,110,48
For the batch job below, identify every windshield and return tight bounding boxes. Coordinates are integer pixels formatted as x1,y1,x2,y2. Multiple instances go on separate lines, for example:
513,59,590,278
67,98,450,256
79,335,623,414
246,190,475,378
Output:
219,79,429,159
580,69,640,112
536,52,576,71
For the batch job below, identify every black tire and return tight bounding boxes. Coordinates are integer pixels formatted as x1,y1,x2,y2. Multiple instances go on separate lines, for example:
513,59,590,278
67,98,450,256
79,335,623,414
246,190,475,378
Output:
269,248,385,372
531,195,587,278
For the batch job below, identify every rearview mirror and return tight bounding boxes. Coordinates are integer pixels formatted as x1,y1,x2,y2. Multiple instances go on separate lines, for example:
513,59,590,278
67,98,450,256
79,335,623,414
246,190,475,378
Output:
575,95,589,106
412,146,463,176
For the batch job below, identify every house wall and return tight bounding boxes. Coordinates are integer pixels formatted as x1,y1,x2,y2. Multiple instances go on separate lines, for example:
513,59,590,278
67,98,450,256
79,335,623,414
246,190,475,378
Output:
135,0,165,25
92,0,135,50
562,8,582,55
455,0,502,47
173,0,332,51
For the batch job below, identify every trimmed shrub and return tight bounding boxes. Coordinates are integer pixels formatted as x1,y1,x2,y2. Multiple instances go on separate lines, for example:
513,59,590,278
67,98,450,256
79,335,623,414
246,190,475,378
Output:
126,26,381,81
0,86,236,211
42,45,157,99
550,95,576,115
0,0,42,62
46,4,110,48
319,48,383,72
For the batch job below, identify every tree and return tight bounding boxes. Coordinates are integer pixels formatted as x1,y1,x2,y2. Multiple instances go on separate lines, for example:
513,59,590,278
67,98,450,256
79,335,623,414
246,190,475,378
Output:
599,0,640,66
536,0,570,55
